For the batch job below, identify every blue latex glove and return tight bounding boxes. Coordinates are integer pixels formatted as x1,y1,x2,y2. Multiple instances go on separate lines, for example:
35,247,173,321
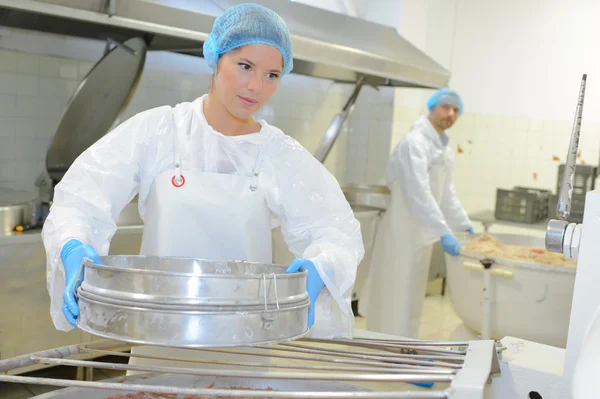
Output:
60,239,101,327
287,258,325,328
411,360,435,388
412,381,435,388
441,234,461,256
466,227,475,234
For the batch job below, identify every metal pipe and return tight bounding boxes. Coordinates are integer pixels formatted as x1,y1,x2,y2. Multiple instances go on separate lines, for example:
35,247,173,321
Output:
0,340,122,373
310,339,467,356
188,347,437,370
557,74,587,221
265,344,463,368
85,366,94,381
314,77,366,163
107,0,116,17
359,346,466,357
343,77,365,111
278,343,465,362
0,344,80,372
288,343,460,359
337,0,358,17
82,348,456,375
32,356,454,383
0,375,449,399
481,269,492,340
335,345,464,357
313,338,471,347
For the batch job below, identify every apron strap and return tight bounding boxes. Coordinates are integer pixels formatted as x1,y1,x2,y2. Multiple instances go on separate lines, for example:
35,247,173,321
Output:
172,130,185,188
250,139,270,192
171,117,270,191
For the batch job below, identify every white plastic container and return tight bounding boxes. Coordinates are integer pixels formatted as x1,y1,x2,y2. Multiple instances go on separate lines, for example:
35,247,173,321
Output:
445,233,576,348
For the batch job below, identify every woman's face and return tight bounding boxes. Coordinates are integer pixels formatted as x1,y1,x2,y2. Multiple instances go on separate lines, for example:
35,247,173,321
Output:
212,44,283,120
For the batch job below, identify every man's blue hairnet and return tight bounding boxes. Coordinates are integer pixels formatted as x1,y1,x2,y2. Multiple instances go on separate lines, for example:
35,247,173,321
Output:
427,88,464,116
203,3,293,76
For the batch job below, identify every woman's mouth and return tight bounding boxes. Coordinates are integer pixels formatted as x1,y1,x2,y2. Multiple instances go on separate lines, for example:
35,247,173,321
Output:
239,96,258,106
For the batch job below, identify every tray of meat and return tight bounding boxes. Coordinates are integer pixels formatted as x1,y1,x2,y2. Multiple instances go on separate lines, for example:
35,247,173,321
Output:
461,233,576,268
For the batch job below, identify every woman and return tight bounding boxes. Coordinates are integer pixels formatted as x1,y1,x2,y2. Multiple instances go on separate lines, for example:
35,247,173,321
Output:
43,3,364,343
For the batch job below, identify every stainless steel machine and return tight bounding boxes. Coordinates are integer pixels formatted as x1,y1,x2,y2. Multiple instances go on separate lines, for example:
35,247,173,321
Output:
0,335,501,398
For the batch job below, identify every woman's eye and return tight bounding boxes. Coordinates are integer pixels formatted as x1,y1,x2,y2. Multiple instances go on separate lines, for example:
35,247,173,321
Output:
268,73,280,80
239,63,251,70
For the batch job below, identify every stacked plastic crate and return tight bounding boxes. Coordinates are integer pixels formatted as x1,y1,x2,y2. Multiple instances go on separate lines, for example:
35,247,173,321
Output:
494,186,551,224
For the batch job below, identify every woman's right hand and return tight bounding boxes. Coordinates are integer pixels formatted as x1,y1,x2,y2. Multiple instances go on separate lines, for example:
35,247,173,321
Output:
286,258,325,328
60,239,102,327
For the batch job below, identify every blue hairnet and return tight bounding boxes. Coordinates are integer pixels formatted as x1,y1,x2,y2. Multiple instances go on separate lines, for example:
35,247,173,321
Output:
203,3,293,75
427,88,464,116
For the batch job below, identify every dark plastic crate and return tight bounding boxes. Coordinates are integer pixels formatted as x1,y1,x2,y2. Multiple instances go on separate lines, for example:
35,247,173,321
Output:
548,194,586,224
556,164,597,196
495,187,550,224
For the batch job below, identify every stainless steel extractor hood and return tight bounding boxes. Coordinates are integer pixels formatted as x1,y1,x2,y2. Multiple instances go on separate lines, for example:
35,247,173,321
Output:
0,0,450,88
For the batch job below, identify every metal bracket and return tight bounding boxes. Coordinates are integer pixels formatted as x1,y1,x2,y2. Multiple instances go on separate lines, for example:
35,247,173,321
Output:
104,0,116,17
546,74,587,257
313,76,366,163
104,37,137,56
449,340,500,398
261,273,280,330
72,260,86,300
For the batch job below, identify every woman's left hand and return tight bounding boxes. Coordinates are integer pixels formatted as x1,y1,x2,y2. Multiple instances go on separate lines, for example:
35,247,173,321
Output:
287,258,325,328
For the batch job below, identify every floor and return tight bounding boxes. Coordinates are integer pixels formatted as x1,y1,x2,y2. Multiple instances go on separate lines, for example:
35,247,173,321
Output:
418,282,464,341
354,279,463,341
1,280,463,398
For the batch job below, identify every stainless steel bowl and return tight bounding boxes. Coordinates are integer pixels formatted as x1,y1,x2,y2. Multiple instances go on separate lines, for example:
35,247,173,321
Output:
0,188,41,234
77,290,310,347
81,256,308,306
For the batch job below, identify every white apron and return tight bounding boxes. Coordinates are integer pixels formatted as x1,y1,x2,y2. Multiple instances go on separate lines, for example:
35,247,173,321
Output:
129,131,274,373
359,159,448,338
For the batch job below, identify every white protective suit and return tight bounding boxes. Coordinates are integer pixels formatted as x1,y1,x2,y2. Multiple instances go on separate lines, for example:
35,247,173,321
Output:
42,95,364,340
359,115,472,338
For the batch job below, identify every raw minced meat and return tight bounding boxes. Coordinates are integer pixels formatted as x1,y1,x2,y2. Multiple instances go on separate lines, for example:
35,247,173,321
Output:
463,234,576,266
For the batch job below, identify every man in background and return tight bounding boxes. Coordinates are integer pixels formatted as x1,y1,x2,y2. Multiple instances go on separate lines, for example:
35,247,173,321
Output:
360,88,474,338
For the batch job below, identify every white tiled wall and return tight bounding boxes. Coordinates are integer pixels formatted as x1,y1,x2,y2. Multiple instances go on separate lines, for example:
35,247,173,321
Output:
0,28,393,193
391,0,600,218
451,114,600,213
388,103,600,215
447,0,600,215
0,49,82,192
